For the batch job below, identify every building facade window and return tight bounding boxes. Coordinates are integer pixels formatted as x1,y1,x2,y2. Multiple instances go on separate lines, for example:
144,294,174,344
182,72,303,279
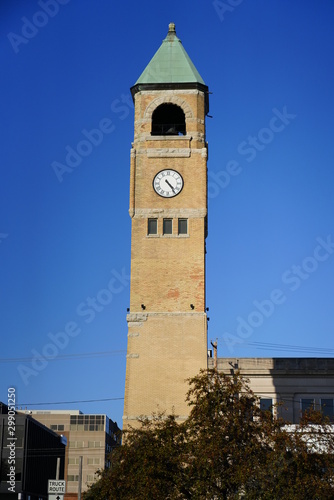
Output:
178,218,188,235
301,398,314,415
51,424,65,431
69,440,84,448
87,457,100,465
148,218,158,235
260,398,273,413
68,475,79,482
88,441,101,448
163,218,172,234
321,398,334,421
69,414,105,431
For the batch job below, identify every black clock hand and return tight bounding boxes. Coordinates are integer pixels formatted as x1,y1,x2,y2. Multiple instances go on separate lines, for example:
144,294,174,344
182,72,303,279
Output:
165,179,175,192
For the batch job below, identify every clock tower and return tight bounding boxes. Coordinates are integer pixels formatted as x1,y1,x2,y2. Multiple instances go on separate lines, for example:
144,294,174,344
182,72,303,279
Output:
123,23,209,428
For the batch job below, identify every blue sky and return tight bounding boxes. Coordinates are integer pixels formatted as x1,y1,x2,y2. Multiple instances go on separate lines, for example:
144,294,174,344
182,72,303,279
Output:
1,0,334,428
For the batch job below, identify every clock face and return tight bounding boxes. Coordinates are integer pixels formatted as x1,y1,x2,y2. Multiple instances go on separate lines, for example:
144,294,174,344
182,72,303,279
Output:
153,169,183,198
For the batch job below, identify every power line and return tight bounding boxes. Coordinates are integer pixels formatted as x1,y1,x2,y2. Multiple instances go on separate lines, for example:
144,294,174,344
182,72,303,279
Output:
1,342,334,364
17,397,124,406
219,339,334,355
250,341,334,353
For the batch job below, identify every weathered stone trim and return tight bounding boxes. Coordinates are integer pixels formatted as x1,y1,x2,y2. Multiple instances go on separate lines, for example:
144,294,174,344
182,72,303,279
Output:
134,146,206,155
143,94,194,120
123,415,188,421
146,234,190,239
138,89,202,97
133,208,207,218
128,311,207,318
127,313,148,323
145,134,193,141
147,148,191,158
134,117,204,127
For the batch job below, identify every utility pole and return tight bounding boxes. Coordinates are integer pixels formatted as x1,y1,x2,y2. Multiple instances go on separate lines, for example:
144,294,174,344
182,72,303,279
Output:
78,455,83,500
56,457,60,480
210,339,218,371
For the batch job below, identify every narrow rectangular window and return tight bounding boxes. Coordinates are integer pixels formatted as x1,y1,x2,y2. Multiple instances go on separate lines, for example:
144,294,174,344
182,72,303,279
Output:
163,218,172,234
148,218,157,235
178,218,188,235
321,399,334,421
301,398,314,415
260,398,273,413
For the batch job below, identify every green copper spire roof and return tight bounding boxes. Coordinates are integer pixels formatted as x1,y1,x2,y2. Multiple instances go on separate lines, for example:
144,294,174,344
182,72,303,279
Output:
135,23,205,85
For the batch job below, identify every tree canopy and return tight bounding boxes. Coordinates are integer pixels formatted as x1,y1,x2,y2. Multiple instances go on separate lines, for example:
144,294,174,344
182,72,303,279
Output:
83,370,334,499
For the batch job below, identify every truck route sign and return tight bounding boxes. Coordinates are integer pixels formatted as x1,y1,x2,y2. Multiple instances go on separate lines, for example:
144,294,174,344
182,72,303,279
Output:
48,480,66,494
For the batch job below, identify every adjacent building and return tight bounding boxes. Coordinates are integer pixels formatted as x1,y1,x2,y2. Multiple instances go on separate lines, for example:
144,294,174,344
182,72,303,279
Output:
21,410,120,498
212,357,334,423
0,403,66,500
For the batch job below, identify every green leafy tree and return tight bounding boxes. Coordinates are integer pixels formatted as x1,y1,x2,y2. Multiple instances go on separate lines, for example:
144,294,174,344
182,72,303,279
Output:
83,413,189,500
84,370,334,499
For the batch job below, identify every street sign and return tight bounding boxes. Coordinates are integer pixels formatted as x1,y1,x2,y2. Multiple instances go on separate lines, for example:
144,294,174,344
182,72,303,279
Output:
48,480,66,494
48,495,64,500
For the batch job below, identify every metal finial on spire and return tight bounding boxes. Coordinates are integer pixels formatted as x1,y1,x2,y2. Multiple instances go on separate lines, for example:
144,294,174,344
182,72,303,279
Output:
168,22,176,33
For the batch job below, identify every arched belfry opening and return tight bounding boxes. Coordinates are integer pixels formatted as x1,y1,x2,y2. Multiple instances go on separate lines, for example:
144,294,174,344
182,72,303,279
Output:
151,103,186,136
